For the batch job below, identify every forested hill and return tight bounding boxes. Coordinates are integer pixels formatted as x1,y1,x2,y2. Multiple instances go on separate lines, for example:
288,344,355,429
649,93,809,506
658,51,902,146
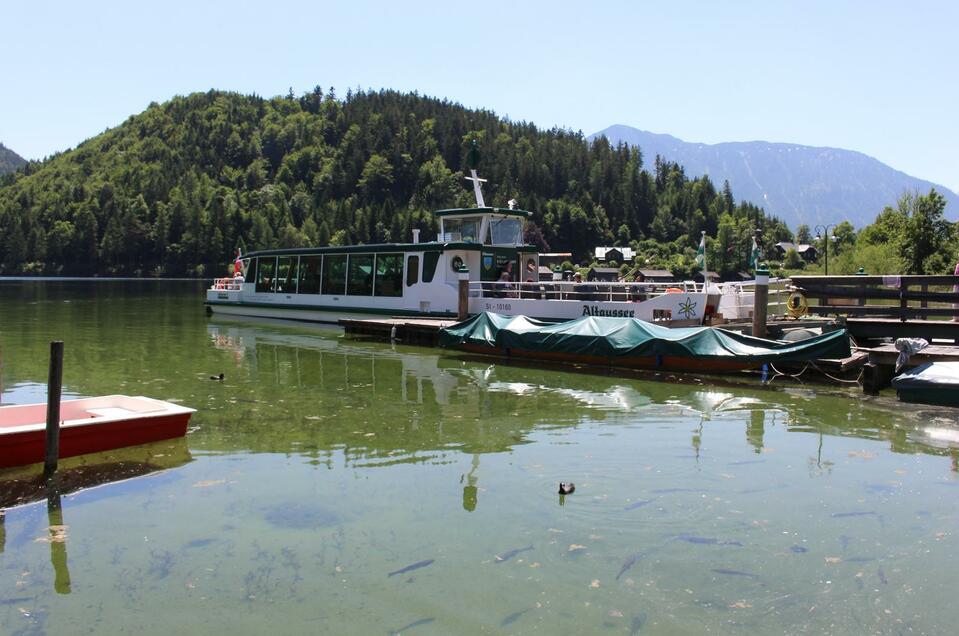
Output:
0,143,26,175
0,89,790,277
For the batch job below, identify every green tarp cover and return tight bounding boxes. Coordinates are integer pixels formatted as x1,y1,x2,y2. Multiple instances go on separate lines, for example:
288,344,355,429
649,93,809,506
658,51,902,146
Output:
439,312,850,362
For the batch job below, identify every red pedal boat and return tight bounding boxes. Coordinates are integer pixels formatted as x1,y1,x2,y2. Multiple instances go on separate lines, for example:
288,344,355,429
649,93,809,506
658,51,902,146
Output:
0,395,196,469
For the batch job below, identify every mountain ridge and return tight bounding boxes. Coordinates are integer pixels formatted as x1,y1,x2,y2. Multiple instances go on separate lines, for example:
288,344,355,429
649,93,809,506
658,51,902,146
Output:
0,143,27,175
592,124,959,228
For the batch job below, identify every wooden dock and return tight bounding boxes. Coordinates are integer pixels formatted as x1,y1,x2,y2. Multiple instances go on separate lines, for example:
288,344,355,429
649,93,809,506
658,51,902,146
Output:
339,317,454,346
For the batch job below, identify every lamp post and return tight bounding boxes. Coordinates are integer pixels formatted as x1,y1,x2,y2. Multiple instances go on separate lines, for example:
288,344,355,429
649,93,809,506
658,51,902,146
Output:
814,224,837,275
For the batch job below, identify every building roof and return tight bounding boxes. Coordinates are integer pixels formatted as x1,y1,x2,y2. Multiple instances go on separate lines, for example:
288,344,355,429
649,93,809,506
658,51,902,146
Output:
588,266,621,274
775,241,816,253
636,269,675,278
594,246,635,261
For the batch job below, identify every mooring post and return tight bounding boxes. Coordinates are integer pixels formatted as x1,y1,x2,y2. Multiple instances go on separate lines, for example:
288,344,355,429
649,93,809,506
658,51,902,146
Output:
457,266,470,321
44,341,64,478
752,267,769,339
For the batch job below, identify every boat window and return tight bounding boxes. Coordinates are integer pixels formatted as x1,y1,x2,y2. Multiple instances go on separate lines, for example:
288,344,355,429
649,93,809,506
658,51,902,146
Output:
255,257,276,293
275,256,297,293
490,217,522,245
443,218,480,243
298,255,322,294
422,251,439,283
246,258,258,283
406,255,419,287
322,255,346,295
375,253,403,297
347,254,374,296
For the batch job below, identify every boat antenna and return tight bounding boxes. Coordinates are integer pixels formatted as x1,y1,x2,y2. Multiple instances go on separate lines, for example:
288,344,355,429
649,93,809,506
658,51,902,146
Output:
464,139,486,207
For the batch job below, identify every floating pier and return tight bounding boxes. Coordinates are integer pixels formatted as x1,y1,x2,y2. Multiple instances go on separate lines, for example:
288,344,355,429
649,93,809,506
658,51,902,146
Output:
340,318,454,346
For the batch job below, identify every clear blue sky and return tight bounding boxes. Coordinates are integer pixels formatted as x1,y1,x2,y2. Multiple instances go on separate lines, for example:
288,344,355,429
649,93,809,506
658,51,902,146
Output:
4,0,958,192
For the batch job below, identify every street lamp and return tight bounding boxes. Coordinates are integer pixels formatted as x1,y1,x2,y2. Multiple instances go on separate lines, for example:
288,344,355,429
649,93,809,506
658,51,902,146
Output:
814,224,837,275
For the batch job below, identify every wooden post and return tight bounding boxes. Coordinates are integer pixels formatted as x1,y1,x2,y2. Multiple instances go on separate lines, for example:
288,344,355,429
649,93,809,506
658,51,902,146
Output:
752,267,769,339
457,267,470,321
44,341,64,478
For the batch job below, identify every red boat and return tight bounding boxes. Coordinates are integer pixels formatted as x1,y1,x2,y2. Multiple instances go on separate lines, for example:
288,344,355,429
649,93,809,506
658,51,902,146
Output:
0,395,196,469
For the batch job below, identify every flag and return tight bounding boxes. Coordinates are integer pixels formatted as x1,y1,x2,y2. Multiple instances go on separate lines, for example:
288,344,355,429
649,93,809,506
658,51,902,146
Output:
749,236,762,269
233,248,243,275
694,233,706,270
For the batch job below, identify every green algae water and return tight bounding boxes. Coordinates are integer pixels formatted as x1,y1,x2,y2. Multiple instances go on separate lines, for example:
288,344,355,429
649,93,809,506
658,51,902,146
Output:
1,280,957,635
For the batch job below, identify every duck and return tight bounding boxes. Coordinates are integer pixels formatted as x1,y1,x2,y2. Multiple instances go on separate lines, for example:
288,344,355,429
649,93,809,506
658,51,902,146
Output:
210,373,224,381
558,482,575,495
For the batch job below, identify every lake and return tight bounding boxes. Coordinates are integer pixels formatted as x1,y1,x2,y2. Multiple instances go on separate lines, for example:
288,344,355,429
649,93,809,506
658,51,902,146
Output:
1,280,957,635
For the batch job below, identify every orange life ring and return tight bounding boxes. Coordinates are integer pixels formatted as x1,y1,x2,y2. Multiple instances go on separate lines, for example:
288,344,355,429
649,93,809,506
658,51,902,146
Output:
666,287,683,293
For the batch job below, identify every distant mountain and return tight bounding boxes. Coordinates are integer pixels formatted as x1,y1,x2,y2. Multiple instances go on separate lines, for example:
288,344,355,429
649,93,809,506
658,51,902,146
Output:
0,143,27,174
592,125,959,228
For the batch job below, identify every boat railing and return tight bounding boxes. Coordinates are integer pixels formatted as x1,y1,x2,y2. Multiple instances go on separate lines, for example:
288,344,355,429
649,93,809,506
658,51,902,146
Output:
469,280,698,301
716,278,788,318
211,277,243,291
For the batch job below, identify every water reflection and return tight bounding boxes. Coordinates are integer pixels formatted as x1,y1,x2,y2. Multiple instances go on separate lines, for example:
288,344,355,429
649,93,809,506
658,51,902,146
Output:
0,438,192,594
204,320,959,471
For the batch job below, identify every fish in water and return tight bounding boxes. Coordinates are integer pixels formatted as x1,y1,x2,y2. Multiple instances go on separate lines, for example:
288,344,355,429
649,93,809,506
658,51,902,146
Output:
624,499,653,511
877,567,888,584
387,559,434,578
495,545,533,563
712,568,760,579
388,617,435,634
675,534,743,547
629,612,648,634
500,609,530,627
790,545,809,553
617,552,645,580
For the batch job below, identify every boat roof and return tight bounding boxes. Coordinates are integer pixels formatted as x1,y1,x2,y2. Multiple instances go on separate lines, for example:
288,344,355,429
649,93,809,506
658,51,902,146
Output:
242,241,538,259
434,206,532,219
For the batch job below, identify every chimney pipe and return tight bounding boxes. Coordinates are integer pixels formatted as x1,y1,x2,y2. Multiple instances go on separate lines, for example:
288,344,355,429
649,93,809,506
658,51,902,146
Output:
412,229,420,244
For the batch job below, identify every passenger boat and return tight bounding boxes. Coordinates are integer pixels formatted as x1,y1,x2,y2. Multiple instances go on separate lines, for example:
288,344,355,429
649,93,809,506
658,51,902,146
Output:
438,312,851,373
206,171,719,326
0,395,196,469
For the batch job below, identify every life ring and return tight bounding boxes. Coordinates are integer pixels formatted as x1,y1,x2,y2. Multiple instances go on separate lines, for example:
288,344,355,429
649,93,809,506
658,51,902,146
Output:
666,287,683,293
786,291,808,318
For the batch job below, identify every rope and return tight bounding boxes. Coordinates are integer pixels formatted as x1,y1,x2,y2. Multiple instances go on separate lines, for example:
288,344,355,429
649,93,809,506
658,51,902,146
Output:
767,362,810,382
809,361,865,385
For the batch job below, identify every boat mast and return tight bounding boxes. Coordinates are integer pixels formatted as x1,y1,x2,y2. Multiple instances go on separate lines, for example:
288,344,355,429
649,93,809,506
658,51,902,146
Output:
464,140,486,207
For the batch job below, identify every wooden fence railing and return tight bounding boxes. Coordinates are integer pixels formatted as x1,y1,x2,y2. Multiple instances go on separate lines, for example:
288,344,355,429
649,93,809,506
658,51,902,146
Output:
789,275,959,320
